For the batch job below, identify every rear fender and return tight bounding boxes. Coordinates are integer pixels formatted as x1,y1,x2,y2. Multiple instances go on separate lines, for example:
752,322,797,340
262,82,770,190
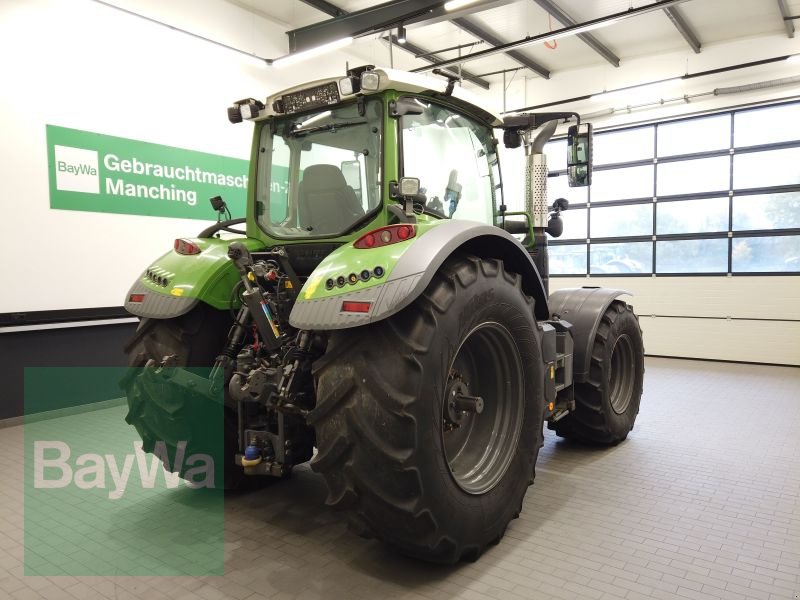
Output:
289,219,549,330
124,236,263,319
548,287,632,382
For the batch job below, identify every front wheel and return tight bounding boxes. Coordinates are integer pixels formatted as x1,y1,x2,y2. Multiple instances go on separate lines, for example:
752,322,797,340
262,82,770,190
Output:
552,300,644,444
309,256,545,563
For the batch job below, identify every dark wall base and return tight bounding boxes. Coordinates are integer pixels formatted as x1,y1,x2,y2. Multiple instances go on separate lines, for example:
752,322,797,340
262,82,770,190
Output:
1,322,138,420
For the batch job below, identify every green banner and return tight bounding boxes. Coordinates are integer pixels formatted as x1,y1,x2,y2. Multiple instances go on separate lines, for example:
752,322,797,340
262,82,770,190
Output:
46,124,249,220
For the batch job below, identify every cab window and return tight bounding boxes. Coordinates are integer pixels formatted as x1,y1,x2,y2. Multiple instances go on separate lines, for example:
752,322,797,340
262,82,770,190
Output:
401,101,497,224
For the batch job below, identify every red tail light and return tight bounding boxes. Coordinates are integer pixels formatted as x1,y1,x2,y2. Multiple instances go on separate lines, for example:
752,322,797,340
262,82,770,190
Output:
129,294,145,303
341,301,372,313
174,238,201,255
353,225,416,249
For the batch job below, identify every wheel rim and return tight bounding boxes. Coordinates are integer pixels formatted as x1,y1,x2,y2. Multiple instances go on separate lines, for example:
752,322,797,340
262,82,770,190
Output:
609,334,635,414
441,322,524,495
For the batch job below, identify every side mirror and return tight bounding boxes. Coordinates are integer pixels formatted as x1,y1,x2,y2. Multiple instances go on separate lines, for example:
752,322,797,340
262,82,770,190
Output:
567,123,592,187
389,97,425,118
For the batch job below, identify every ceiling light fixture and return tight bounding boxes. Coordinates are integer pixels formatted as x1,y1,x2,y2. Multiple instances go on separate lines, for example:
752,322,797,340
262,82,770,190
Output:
397,24,407,44
270,37,353,68
444,0,481,11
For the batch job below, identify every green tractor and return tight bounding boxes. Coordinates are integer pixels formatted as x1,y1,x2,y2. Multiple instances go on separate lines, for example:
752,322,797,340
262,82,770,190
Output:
122,66,644,563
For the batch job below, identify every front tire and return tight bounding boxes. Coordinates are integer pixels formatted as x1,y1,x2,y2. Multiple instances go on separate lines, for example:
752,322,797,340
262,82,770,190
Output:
552,300,644,444
310,256,545,563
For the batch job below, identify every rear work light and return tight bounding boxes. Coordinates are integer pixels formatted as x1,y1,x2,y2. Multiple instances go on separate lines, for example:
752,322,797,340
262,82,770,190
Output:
341,301,372,313
353,225,416,249
174,238,201,255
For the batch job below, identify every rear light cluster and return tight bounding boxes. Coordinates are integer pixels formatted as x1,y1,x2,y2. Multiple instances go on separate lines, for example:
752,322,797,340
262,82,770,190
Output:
174,238,202,255
353,225,416,249
128,294,145,303
326,266,384,290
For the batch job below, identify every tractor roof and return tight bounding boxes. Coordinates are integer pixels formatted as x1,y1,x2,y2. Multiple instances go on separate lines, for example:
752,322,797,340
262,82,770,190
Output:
259,67,502,127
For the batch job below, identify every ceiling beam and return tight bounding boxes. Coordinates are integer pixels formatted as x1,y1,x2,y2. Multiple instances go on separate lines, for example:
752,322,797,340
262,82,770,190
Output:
411,0,689,73
663,6,701,53
297,0,491,89
290,0,443,52
383,35,491,89
451,17,551,79
776,0,796,38
529,0,620,67
291,0,514,53
298,0,345,18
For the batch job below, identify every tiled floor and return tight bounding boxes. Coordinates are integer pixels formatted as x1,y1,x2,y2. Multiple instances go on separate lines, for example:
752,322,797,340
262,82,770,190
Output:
1,357,798,599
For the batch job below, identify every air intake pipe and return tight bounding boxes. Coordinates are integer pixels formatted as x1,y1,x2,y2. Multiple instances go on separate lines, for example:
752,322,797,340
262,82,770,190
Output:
524,119,559,295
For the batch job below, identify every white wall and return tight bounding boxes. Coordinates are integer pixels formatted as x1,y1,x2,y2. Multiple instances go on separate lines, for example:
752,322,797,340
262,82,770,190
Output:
550,277,800,365
0,0,364,313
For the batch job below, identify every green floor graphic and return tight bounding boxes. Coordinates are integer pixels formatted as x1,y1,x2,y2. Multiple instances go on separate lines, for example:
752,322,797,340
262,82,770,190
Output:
24,367,224,576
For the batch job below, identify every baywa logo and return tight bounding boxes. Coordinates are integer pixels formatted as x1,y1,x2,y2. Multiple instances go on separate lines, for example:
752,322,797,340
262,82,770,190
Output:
54,145,100,194
33,440,215,500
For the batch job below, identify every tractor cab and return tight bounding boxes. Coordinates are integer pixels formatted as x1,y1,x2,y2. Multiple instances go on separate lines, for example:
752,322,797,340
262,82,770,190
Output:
229,67,507,253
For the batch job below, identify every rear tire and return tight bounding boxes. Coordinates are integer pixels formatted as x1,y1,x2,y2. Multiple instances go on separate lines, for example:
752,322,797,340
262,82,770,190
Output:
552,300,644,444
123,305,258,490
310,256,545,563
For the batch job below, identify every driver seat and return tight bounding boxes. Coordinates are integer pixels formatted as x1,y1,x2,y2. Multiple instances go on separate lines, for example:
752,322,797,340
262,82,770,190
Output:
297,164,364,234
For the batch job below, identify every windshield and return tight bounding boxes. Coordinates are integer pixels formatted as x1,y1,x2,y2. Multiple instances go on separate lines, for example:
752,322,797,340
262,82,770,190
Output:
256,98,382,238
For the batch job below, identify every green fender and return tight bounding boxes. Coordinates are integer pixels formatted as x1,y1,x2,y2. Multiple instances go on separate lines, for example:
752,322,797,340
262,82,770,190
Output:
124,236,264,319
289,219,550,330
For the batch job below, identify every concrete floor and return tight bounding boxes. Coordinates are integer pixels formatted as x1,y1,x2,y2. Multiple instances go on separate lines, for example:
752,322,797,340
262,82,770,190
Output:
1,357,798,599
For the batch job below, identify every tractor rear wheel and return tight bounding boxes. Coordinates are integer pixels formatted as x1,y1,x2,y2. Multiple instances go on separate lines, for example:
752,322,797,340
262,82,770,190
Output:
123,305,257,490
552,300,644,444
310,256,545,563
